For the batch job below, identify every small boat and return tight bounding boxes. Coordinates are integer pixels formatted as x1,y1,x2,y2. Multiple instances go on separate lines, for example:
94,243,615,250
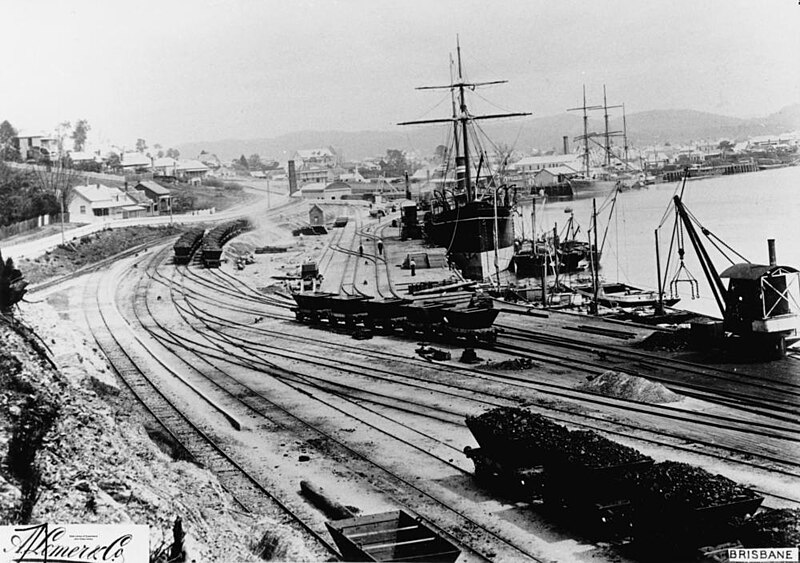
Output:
574,282,680,309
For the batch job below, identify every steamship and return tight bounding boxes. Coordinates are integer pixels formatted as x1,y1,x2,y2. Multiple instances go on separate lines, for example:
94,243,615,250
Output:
399,42,529,281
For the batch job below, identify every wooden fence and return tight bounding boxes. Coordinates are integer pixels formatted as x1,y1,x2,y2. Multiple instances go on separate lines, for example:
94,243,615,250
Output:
0,213,70,241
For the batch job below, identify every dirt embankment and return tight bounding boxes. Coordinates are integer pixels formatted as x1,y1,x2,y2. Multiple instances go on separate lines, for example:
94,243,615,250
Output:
0,304,318,561
17,225,186,284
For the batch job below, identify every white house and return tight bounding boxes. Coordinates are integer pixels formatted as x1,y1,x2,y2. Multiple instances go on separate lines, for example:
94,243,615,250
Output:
119,152,152,170
68,183,145,222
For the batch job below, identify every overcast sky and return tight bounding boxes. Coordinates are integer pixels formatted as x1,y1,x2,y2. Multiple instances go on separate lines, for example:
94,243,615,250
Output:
2,0,797,149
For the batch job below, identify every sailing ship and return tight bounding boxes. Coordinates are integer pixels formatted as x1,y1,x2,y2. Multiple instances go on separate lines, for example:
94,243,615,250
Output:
399,42,530,281
567,86,639,199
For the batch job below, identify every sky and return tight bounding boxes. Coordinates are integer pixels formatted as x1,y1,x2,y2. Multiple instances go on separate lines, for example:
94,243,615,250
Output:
1,0,798,149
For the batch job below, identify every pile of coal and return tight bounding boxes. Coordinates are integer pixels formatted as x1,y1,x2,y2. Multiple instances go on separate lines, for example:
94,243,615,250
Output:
555,429,652,469
485,357,534,371
738,508,800,548
465,407,569,457
629,461,756,509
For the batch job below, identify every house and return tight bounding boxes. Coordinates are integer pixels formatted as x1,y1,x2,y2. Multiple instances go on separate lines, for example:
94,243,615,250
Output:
298,165,334,185
153,157,179,178
134,180,173,214
175,160,209,184
124,188,156,215
68,184,144,222
119,152,152,171
12,133,60,162
309,204,325,226
292,147,338,167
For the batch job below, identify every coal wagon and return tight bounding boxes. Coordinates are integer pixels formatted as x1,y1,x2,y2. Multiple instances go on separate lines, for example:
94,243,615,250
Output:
173,228,205,265
201,219,253,268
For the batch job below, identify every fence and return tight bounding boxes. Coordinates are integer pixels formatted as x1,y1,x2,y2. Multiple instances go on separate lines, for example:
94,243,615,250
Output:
0,213,70,241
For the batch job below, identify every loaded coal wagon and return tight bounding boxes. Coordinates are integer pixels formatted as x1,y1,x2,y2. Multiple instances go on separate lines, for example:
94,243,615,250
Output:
463,407,764,549
201,219,253,268
173,228,205,264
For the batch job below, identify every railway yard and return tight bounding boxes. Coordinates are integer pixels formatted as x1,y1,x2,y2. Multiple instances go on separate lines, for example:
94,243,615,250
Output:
18,197,800,562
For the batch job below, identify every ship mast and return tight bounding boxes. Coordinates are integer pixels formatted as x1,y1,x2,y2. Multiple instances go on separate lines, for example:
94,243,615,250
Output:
602,85,623,168
567,86,602,178
398,39,530,201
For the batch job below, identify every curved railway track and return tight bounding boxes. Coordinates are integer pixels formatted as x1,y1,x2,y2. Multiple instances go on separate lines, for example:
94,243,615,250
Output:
81,254,340,559
126,247,547,561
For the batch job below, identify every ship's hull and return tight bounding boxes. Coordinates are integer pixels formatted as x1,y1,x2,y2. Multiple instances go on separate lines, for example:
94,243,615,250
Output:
569,178,621,200
424,201,515,281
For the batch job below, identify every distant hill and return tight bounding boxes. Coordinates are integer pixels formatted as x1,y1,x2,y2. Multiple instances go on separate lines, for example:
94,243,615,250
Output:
176,104,800,162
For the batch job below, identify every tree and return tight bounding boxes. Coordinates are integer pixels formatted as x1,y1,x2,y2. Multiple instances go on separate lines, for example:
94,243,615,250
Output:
434,144,448,162
135,138,147,153
55,121,72,158
33,163,80,213
247,153,262,170
105,153,121,170
0,120,18,161
156,150,165,158
381,149,408,177
71,119,90,151
165,148,180,159
238,155,249,169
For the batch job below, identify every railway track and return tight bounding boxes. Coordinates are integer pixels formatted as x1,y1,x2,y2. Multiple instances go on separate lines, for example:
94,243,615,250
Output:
144,249,800,492
127,244,548,561
137,246,800,481
78,220,799,561
82,255,340,560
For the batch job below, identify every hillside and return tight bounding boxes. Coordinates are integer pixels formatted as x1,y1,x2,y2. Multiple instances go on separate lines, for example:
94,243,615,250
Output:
176,104,800,162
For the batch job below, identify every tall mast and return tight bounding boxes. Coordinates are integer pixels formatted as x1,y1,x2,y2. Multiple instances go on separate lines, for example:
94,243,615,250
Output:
603,86,610,167
622,103,629,168
398,40,531,193
456,39,472,201
449,54,460,174
567,86,602,177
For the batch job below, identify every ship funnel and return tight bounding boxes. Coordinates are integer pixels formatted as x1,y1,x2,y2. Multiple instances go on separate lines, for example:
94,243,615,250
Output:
562,136,569,155
768,239,777,267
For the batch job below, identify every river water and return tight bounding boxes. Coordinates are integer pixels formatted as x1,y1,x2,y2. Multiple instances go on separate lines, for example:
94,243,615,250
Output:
512,166,800,317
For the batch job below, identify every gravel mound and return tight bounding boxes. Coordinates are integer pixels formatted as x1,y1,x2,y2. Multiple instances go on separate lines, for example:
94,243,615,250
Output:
579,370,682,404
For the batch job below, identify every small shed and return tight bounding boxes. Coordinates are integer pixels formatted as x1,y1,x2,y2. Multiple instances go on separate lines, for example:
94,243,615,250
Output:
309,204,325,226
720,262,799,337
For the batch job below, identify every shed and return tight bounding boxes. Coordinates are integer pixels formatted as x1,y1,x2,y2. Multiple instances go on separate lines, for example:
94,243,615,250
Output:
324,181,352,200
720,262,799,336
309,204,325,226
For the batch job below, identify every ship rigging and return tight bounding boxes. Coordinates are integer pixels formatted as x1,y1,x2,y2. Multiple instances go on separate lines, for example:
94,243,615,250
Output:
398,40,531,282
